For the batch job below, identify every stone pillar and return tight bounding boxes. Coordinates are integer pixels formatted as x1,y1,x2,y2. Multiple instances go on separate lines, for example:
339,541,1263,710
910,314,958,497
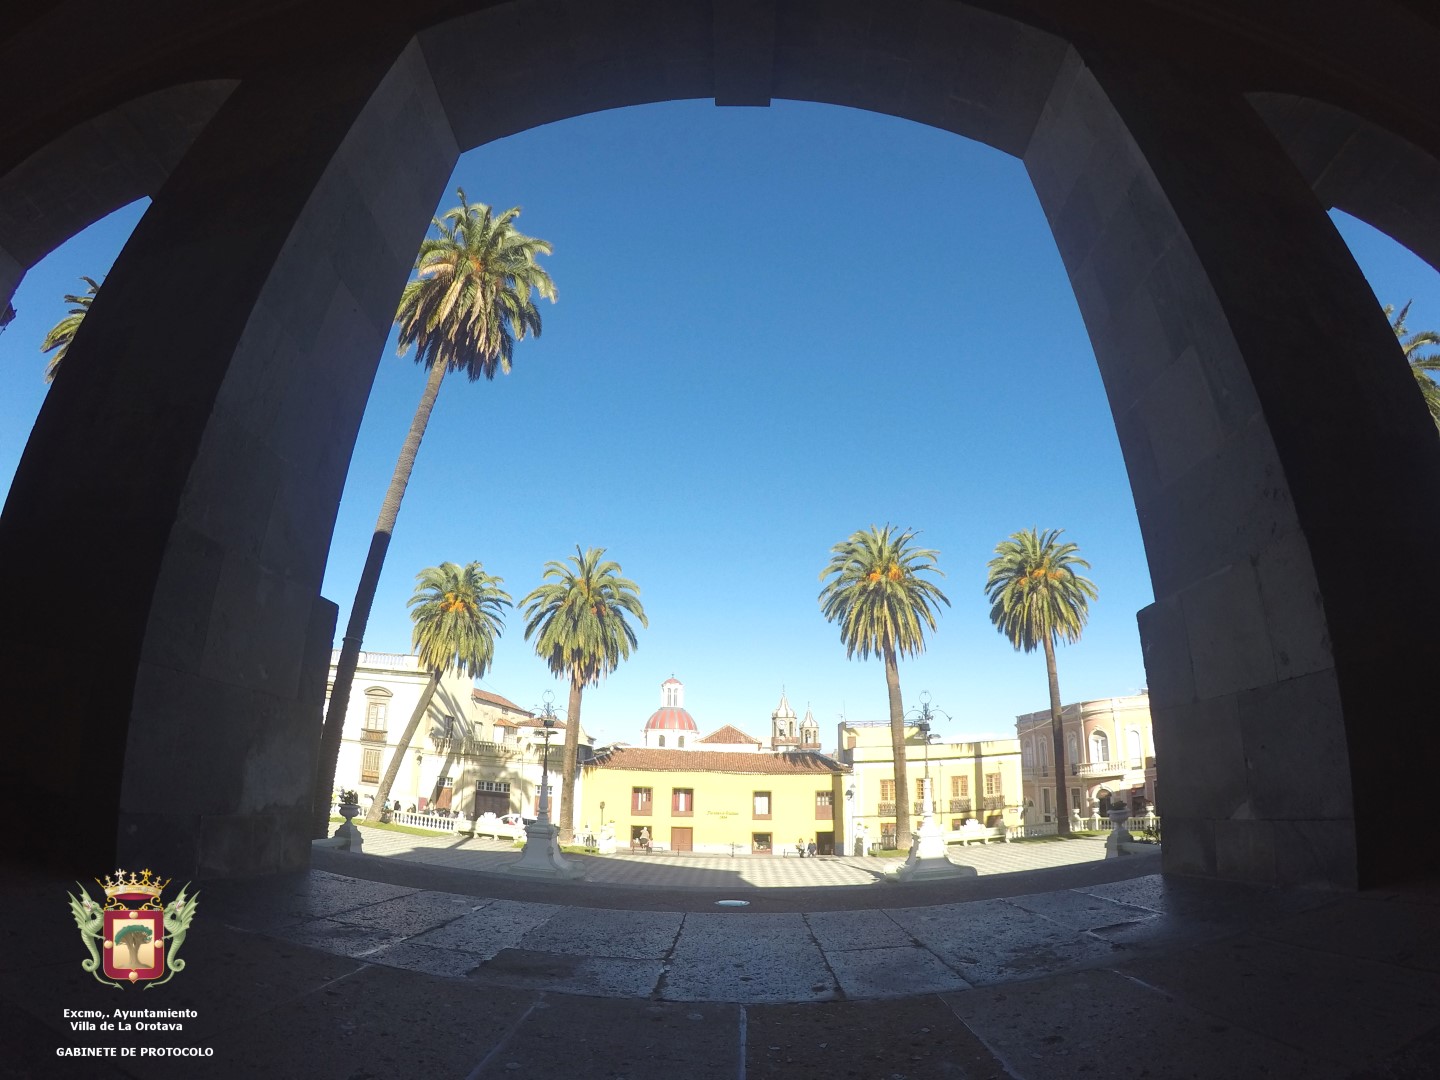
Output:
0,37,459,878
1024,52,1440,887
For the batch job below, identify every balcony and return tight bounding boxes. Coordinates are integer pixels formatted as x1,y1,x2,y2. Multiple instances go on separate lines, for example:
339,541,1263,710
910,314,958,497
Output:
949,798,972,813
360,729,386,743
1022,764,1051,778
877,801,896,816
981,795,1005,810
430,736,530,760
1072,760,1127,777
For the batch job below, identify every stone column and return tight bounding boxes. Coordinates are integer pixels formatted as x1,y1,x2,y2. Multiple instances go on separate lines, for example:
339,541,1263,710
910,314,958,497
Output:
0,37,459,878
1024,52,1440,887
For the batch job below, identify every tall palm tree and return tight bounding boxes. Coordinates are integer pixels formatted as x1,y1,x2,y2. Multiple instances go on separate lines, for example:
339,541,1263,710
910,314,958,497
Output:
39,276,101,383
1385,301,1440,434
365,561,510,823
522,547,647,843
313,192,555,838
819,525,949,851
984,528,1097,837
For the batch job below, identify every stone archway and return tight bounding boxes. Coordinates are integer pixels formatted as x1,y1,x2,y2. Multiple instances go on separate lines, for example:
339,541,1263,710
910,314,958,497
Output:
2,0,1437,888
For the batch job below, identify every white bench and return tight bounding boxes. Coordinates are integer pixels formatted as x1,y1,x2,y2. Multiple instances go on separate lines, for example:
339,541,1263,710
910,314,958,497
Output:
950,820,1006,846
471,814,522,840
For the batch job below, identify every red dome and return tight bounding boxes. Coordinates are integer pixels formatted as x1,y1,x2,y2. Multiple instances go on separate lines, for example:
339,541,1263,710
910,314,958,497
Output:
645,706,698,731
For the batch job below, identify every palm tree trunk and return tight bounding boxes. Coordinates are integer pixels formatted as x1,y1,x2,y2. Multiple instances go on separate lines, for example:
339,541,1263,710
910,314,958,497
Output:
1043,633,1070,837
365,670,440,822
311,358,450,837
884,644,910,851
557,673,584,844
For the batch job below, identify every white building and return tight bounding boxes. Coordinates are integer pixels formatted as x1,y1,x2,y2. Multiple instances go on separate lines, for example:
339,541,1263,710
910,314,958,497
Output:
325,651,589,822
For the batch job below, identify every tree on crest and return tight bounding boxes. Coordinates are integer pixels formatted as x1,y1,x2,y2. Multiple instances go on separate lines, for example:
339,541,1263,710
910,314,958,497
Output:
365,561,510,822
313,192,554,838
522,547,646,843
819,525,949,852
1385,301,1440,434
983,527,1097,837
39,276,102,383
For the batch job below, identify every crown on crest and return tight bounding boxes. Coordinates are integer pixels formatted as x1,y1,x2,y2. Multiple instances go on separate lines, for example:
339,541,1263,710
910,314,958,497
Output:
97,868,169,901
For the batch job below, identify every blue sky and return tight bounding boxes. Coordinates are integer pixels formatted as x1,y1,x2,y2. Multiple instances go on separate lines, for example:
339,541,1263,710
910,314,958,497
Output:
2,99,1437,748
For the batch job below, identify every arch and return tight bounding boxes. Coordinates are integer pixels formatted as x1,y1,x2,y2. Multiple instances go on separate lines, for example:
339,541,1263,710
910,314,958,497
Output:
2,1,1436,890
657,734,665,748
1248,93,1440,278
0,81,237,305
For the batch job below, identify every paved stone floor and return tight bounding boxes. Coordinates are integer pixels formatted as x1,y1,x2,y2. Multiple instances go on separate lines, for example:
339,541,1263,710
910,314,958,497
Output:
346,828,1125,887
4,845,1439,1080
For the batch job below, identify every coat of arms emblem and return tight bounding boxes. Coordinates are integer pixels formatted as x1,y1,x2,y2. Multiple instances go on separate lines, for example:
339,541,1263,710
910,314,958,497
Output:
68,869,198,988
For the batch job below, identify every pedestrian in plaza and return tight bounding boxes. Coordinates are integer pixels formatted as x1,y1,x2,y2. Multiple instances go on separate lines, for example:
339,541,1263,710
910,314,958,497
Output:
807,840,817,858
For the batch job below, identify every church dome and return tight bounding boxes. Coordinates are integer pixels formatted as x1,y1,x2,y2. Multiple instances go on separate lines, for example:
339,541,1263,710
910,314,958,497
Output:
645,706,698,732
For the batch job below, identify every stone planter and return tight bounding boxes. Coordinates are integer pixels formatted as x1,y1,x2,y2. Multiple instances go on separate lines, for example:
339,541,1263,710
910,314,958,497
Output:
333,801,364,851
1107,805,1132,840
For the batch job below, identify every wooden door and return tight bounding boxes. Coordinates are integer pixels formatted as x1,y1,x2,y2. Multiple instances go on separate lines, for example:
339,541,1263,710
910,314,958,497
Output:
670,827,693,852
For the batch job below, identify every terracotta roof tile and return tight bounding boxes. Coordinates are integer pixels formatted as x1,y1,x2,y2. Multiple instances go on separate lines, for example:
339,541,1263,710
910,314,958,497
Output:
699,724,762,745
586,747,846,775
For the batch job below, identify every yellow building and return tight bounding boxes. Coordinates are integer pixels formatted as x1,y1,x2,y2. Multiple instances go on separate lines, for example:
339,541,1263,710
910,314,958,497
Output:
837,722,1024,850
579,747,850,855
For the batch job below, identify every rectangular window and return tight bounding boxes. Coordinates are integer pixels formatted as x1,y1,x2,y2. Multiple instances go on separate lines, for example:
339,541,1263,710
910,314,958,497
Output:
753,791,771,819
632,787,652,815
881,823,897,849
984,772,1001,796
880,780,896,801
1071,787,1081,811
815,790,833,820
364,701,387,730
952,776,968,798
915,779,926,801
752,832,772,853
672,788,693,815
478,780,512,794
1042,788,1051,815
360,748,381,783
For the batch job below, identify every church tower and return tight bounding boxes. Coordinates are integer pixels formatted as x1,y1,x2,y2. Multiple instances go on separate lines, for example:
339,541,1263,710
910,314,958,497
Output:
798,704,820,750
770,690,798,751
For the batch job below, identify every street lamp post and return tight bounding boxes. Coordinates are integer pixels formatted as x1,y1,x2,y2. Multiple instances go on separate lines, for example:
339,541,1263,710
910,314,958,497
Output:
536,692,557,823
895,692,966,882
908,692,946,823
504,690,584,880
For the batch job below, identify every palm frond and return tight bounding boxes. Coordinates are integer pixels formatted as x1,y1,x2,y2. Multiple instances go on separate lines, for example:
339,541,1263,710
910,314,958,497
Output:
407,561,511,677
393,190,555,383
983,527,1097,653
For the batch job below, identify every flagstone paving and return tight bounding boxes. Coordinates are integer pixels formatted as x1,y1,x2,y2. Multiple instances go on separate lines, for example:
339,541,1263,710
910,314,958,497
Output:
7,848,1440,1078
344,826,1125,886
